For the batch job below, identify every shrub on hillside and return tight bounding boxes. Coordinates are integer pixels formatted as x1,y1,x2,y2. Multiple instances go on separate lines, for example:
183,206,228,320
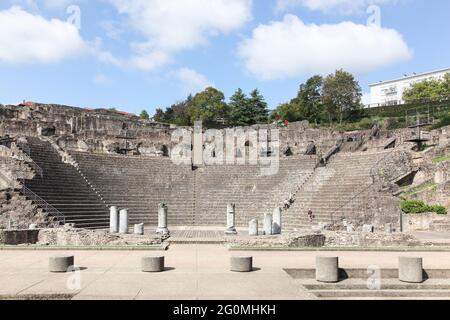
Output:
401,200,448,215
432,112,450,130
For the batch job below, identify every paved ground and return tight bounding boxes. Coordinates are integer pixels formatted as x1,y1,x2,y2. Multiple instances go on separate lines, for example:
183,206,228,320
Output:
2,245,450,300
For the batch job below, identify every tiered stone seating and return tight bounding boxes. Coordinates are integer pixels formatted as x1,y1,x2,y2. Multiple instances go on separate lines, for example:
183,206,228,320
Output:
71,152,317,227
23,137,109,228
71,152,195,226
284,150,394,230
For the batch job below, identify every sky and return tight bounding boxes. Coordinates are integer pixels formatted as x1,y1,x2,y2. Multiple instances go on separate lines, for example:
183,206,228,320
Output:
0,0,449,115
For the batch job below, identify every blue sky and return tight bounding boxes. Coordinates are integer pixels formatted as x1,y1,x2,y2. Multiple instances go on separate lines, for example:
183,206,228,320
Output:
0,0,449,115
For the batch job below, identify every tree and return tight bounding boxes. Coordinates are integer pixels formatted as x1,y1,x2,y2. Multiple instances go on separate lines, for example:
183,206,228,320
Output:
248,89,269,124
140,110,150,120
270,103,301,122
292,75,324,124
322,69,362,124
188,87,230,126
403,73,450,103
229,88,250,126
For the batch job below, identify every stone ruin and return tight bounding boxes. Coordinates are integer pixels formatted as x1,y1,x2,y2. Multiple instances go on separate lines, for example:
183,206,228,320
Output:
0,102,449,246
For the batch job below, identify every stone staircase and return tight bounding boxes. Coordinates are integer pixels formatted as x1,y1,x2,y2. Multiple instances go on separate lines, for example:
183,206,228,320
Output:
71,152,317,227
284,150,394,230
21,137,109,228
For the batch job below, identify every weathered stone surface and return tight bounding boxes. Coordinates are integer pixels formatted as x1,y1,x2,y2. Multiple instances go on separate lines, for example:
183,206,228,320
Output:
399,257,423,283
263,213,273,236
156,203,169,236
38,227,162,246
225,203,237,235
272,207,282,235
142,256,165,272
109,206,119,233
49,255,74,273
249,219,258,236
134,223,144,235
316,256,339,283
0,229,39,245
362,224,374,233
230,256,253,272
119,209,128,234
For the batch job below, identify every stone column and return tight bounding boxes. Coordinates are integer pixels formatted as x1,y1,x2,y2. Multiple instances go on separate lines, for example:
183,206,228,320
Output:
156,203,169,236
264,213,273,236
272,207,282,234
249,219,258,236
225,203,237,235
134,223,144,235
399,257,423,283
119,209,129,234
109,206,119,233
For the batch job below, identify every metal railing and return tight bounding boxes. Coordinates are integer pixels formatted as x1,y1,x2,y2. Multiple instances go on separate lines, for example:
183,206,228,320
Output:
21,182,66,225
16,143,44,178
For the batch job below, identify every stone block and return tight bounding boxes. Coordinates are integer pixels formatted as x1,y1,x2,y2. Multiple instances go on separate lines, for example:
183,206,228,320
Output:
119,209,128,234
264,213,273,236
109,206,119,233
49,255,74,273
230,256,253,272
316,256,339,283
249,219,258,236
272,207,282,235
142,256,165,273
399,257,423,283
134,223,144,235
362,224,374,233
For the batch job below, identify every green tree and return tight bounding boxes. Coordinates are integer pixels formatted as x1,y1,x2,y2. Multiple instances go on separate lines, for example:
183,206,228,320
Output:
188,87,230,126
322,69,362,124
248,89,269,124
403,73,450,103
229,88,250,126
292,75,324,124
140,110,150,120
270,103,301,122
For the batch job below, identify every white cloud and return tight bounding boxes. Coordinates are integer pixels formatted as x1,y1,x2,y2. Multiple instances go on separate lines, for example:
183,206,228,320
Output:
10,0,79,11
238,14,412,80
276,0,398,14
106,0,253,71
0,6,87,64
175,68,213,95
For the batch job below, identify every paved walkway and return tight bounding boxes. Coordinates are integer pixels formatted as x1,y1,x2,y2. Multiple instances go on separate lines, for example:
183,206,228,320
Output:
2,245,450,300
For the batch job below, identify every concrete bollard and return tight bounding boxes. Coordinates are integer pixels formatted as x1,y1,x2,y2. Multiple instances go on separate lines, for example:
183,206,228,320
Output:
230,256,253,272
134,223,144,235
49,255,75,273
249,219,258,236
119,209,129,234
142,256,165,272
156,203,169,236
225,203,237,235
316,256,339,283
272,207,282,234
263,213,273,236
399,257,423,283
110,206,119,233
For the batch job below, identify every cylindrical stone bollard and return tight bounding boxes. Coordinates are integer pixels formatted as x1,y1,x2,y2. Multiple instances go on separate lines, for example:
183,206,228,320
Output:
225,203,237,235
316,256,339,283
119,209,129,234
110,206,119,233
272,207,282,235
399,257,423,283
264,213,273,236
49,255,74,273
142,256,165,272
134,223,144,235
156,203,169,236
249,219,258,236
230,256,253,272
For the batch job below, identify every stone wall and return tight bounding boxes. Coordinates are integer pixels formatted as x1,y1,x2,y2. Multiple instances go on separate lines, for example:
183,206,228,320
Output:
0,229,39,245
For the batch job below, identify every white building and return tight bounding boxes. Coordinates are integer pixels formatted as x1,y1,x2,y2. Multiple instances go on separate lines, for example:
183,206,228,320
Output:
368,67,450,108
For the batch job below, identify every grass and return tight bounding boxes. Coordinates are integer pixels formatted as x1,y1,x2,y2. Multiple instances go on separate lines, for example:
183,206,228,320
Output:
401,181,438,198
433,154,450,164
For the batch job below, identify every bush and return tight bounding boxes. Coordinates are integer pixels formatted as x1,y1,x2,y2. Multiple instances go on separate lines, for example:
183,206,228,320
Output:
432,112,450,129
401,200,448,215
